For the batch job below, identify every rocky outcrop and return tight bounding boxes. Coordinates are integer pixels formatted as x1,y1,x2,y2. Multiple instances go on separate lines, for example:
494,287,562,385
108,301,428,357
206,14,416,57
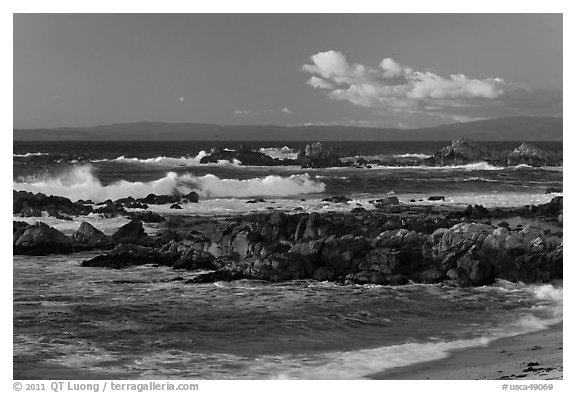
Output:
72,222,113,250
200,146,290,166
111,220,154,246
322,195,352,204
18,197,561,287
507,142,562,167
14,222,74,255
139,192,198,205
423,138,491,166
422,139,562,167
297,142,349,168
199,143,350,168
13,190,93,217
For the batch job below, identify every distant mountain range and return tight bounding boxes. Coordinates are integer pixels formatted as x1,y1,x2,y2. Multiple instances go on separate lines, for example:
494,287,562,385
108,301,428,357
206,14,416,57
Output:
13,116,562,141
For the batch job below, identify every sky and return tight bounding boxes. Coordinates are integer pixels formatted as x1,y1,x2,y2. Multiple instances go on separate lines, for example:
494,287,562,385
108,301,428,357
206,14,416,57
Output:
13,13,562,129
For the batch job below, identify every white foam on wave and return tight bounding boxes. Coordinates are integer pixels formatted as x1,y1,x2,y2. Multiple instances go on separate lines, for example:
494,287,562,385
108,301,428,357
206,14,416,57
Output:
90,151,241,167
259,146,299,160
369,162,503,170
120,281,563,380
364,162,564,171
13,152,49,157
13,165,325,202
393,153,432,159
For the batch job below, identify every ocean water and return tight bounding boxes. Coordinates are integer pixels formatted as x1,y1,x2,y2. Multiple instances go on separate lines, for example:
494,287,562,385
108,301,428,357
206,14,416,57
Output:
13,141,563,379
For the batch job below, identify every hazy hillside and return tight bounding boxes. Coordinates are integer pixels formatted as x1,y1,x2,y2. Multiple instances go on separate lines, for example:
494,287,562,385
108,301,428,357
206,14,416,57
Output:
13,116,562,141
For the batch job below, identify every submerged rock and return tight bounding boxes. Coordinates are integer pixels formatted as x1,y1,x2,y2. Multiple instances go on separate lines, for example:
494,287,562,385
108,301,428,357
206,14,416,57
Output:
81,244,179,268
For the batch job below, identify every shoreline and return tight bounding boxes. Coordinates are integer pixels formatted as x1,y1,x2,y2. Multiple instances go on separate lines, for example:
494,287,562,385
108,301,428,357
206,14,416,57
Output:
369,322,563,380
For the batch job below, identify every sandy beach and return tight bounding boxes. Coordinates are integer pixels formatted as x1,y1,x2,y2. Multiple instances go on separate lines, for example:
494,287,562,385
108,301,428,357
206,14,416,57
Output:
370,323,563,380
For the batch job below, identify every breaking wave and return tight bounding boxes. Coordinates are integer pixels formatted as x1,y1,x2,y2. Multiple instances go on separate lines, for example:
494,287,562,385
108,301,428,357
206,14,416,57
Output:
91,151,242,167
392,153,432,159
259,146,299,160
13,152,49,157
12,165,325,202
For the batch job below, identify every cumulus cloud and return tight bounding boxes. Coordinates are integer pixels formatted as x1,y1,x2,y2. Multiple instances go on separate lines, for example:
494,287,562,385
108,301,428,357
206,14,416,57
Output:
281,108,292,114
302,50,561,123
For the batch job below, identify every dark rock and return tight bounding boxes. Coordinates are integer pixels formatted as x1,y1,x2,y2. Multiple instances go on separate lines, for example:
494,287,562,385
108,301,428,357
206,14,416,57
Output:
127,211,164,223
389,274,410,286
312,266,336,281
93,203,127,217
182,192,199,203
351,207,367,214
20,207,42,217
456,245,495,285
13,221,30,244
125,201,148,209
47,209,73,221
201,146,290,166
464,204,490,219
347,271,389,285
13,190,93,217
246,198,266,204
114,196,135,206
428,196,445,201
72,222,113,249
322,195,351,203
297,142,349,168
418,268,443,284
173,248,217,270
320,235,369,275
185,270,244,284
532,196,563,217
507,142,562,167
170,203,183,210
111,220,148,244
14,222,73,255
249,252,316,281
374,196,400,207
289,240,324,262
446,267,473,287
140,193,181,205
165,216,185,227
424,138,493,166
81,244,179,268
545,187,562,194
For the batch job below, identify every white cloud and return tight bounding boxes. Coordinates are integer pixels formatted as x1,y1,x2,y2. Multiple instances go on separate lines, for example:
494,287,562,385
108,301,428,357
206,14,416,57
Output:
235,108,293,116
302,51,561,122
307,76,334,89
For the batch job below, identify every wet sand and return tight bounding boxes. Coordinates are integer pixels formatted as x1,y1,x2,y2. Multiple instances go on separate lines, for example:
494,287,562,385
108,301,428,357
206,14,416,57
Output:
370,323,563,380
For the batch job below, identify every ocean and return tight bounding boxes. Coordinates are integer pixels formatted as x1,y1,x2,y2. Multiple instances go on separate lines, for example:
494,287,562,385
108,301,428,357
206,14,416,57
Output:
13,140,563,379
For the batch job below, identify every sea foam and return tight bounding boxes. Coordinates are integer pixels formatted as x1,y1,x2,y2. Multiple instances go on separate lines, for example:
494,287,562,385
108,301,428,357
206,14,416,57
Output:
13,165,326,202
259,146,299,160
91,151,241,167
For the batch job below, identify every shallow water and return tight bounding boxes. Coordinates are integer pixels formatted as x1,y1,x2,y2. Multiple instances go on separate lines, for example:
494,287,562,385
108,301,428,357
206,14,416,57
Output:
13,252,562,379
